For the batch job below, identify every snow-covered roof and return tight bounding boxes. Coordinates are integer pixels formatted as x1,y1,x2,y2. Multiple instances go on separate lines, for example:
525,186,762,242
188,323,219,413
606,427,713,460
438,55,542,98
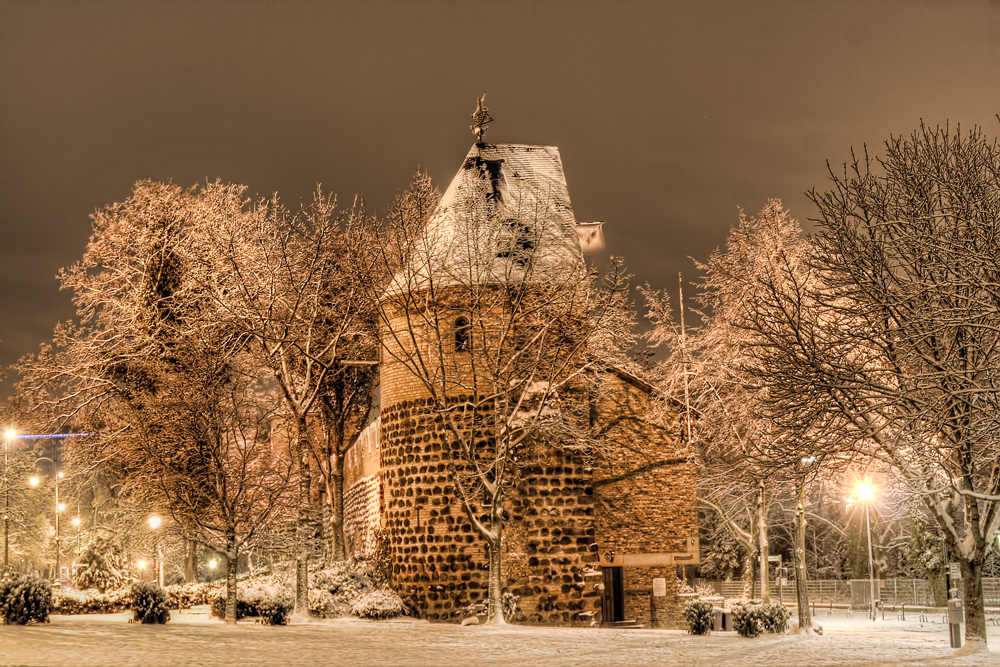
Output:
387,143,585,296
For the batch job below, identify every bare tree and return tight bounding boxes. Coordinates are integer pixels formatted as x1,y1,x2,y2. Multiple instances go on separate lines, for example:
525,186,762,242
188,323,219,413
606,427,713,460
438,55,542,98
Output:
368,167,635,624
742,124,1000,648
14,181,296,622
192,187,380,615
644,201,825,629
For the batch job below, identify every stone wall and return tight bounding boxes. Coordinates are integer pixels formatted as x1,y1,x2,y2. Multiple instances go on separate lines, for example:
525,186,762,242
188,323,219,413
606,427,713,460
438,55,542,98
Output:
343,473,382,558
379,397,487,621
591,372,698,628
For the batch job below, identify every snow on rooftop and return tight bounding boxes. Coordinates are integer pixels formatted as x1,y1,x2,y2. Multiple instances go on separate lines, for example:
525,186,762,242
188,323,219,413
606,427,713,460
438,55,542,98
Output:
387,143,585,297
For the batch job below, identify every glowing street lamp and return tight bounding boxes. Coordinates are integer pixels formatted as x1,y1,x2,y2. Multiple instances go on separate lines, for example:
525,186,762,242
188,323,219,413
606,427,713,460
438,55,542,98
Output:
147,515,163,586
72,516,82,565
851,479,879,621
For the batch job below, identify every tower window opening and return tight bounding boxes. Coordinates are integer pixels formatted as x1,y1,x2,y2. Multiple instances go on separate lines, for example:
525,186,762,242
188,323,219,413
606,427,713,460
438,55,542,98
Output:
455,316,471,351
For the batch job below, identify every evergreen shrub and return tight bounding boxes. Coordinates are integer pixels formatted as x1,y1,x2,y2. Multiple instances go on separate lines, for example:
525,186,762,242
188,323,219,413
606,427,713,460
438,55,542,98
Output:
73,536,126,592
256,592,293,625
0,573,51,625
209,577,292,623
52,587,130,614
131,582,170,624
683,600,714,635
731,600,790,638
351,588,404,620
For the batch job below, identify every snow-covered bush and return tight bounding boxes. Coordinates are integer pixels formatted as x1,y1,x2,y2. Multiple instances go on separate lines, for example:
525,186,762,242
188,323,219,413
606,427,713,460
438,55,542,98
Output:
351,588,404,620
73,536,126,592
761,602,791,634
209,591,249,620
308,588,342,618
308,559,377,618
683,600,714,635
131,582,170,624
52,586,130,614
209,576,292,623
731,600,789,637
0,573,51,625
695,582,718,599
256,591,293,625
163,582,215,609
676,578,696,595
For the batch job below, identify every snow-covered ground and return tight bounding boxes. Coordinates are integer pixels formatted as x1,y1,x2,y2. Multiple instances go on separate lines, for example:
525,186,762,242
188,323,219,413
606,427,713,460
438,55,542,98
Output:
0,607,997,666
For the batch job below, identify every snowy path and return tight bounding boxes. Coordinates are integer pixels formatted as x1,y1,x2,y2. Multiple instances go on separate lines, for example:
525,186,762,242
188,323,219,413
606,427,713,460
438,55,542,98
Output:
0,608,997,666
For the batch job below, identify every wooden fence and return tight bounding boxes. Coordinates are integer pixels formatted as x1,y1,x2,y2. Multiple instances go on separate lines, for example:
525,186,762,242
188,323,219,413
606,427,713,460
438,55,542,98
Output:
698,578,1000,608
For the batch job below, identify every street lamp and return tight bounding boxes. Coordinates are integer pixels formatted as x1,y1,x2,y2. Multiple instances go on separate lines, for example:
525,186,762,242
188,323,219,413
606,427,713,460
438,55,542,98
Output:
72,515,82,570
851,480,878,621
148,515,162,586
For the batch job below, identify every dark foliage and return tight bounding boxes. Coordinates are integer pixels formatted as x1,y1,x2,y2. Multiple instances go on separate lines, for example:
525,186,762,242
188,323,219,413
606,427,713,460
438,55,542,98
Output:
131,582,170,624
0,573,51,625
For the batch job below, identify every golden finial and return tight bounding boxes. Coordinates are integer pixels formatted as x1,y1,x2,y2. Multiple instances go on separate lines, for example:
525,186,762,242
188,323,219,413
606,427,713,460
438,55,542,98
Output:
471,92,493,143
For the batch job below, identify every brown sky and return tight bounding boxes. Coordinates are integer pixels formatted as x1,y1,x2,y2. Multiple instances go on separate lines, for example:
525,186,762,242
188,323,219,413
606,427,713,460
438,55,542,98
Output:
2,0,1000,397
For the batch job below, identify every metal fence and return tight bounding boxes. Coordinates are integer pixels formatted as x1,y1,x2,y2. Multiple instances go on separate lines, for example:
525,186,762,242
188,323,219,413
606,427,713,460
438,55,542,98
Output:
699,578,1000,608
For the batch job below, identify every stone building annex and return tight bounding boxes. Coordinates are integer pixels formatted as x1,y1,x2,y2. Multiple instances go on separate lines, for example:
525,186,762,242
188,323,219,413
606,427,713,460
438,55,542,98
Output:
340,107,697,627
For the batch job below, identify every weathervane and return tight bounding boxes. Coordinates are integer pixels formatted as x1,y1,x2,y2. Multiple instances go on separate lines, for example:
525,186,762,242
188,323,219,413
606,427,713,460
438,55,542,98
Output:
471,92,493,143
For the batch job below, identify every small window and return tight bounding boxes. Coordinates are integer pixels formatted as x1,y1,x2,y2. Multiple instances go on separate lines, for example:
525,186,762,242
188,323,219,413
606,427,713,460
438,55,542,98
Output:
455,316,471,351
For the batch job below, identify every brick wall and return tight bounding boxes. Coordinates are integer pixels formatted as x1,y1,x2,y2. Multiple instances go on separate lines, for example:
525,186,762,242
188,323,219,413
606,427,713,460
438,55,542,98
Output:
592,373,698,628
375,291,697,627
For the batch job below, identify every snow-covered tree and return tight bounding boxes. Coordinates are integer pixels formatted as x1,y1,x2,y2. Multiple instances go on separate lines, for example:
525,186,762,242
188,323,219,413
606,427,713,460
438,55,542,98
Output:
15,181,295,623
73,534,126,592
191,186,380,616
743,124,1000,648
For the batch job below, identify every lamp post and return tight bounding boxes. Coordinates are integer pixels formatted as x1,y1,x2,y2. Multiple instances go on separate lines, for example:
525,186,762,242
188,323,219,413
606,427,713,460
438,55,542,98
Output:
72,515,82,572
855,481,878,621
148,515,162,587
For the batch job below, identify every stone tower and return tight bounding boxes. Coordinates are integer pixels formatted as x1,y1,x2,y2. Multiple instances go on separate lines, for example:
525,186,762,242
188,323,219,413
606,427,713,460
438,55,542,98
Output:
368,141,698,625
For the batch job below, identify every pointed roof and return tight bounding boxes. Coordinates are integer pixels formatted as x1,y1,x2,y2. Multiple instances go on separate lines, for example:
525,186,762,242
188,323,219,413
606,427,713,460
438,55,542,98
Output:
388,143,585,296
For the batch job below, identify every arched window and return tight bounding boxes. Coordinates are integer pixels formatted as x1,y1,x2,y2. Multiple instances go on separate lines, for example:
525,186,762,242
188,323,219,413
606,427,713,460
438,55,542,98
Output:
455,316,471,351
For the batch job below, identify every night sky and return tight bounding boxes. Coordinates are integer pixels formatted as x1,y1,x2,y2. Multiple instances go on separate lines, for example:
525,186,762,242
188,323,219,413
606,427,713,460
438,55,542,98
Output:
2,1,999,397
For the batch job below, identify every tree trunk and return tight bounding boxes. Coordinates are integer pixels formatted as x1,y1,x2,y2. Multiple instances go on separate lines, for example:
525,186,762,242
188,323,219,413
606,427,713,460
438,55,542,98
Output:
758,482,770,603
184,539,196,583
742,547,755,599
331,446,346,561
486,528,506,625
794,478,812,633
961,551,988,648
294,418,313,618
225,542,238,625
